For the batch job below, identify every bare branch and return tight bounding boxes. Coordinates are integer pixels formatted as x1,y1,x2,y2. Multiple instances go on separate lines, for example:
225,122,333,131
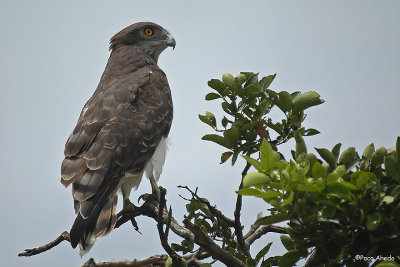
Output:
18,231,70,257
79,255,169,267
183,219,246,267
245,225,288,247
234,162,251,257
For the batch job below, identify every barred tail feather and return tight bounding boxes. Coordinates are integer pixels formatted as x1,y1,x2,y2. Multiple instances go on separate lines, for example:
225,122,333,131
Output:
70,182,119,256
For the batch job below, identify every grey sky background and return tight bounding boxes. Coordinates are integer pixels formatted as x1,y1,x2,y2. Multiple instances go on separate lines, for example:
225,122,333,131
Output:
1,1,399,266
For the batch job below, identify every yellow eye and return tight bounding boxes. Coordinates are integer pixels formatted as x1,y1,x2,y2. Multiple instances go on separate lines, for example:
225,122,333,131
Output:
144,28,153,36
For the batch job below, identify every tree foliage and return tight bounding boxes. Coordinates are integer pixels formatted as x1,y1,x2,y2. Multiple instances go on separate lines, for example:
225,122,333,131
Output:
198,72,400,266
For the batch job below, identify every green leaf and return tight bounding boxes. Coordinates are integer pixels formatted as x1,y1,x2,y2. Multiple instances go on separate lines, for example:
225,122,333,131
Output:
242,121,257,132
245,83,260,96
304,128,320,136
292,183,321,192
242,155,264,172
280,235,295,251
221,116,229,128
260,139,280,171
375,262,400,267
231,152,239,165
244,73,259,87
208,79,225,93
276,91,292,112
165,257,173,267
371,146,387,167
292,91,325,112
222,73,235,89
290,91,301,100
262,189,280,199
325,183,350,199
312,161,326,179
237,188,279,199
385,155,400,181
295,131,307,160
243,172,270,188
260,74,276,90
266,121,284,136
236,73,247,84
362,143,375,158
305,153,317,170
255,213,288,226
255,242,273,266
223,126,241,145
256,99,270,117
282,191,295,206
278,250,303,267
205,92,220,100
198,111,216,128
366,212,382,230
331,143,342,160
351,171,376,189
315,147,337,169
321,206,336,217
338,147,356,168
262,256,281,266
202,134,231,149
221,102,233,114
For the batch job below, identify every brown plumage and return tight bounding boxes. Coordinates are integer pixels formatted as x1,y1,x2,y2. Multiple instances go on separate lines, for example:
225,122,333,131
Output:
60,22,175,255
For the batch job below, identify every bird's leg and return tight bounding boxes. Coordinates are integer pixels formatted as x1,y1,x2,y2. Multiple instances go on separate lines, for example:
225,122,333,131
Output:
116,197,140,232
149,175,160,201
123,198,136,211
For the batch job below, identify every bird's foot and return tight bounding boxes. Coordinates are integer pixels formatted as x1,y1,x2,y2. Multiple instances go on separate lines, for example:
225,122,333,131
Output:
115,199,141,232
138,192,158,203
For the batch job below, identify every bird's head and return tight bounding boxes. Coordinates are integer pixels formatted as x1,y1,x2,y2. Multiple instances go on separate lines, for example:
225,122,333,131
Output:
110,22,176,62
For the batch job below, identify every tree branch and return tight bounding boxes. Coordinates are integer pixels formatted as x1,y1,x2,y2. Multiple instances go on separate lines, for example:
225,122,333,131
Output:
116,191,194,242
156,187,183,266
183,219,246,267
245,225,288,247
234,162,251,257
79,255,169,267
18,231,70,257
243,212,263,240
19,190,194,258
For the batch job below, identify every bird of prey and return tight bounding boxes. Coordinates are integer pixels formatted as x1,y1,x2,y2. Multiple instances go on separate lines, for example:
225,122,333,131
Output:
60,22,175,256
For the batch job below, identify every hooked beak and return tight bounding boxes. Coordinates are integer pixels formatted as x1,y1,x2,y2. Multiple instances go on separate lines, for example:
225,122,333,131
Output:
164,34,176,50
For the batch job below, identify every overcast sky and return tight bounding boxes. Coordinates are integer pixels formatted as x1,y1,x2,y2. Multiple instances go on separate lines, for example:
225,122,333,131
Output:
1,1,399,266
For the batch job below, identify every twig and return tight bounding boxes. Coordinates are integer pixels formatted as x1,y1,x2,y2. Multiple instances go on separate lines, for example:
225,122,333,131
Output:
234,162,251,257
18,231,70,257
177,185,235,226
183,219,246,267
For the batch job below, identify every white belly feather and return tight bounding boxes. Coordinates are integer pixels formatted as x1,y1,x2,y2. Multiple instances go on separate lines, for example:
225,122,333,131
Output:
119,137,168,200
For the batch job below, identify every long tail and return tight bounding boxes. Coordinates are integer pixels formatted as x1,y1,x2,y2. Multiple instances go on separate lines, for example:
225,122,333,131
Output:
70,182,119,256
